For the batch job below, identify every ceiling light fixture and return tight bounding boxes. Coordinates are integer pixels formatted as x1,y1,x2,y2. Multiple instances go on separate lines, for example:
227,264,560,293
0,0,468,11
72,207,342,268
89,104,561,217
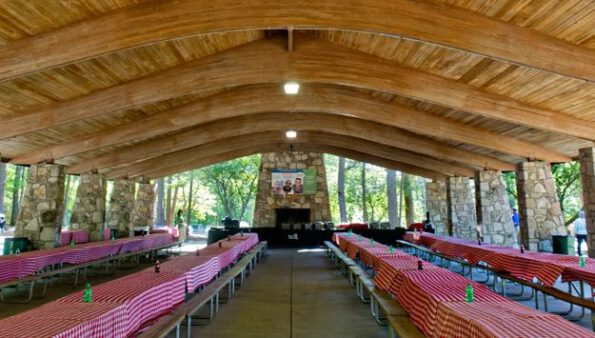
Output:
286,130,297,138
284,82,300,95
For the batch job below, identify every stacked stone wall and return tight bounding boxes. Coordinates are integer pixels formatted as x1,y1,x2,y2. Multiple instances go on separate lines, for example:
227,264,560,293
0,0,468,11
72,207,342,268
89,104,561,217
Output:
15,164,65,249
70,172,106,241
107,179,136,236
425,180,448,235
132,182,156,231
516,161,566,251
448,176,477,239
253,152,331,227
475,170,518,247
579,148,595,258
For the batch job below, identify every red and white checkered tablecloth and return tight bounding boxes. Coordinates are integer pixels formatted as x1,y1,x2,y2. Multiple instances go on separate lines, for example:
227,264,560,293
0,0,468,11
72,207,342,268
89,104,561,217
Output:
332,232,359,251
358,245,408,271
396,269,510,337
434,300,595,338
374,255,440,295
230,232,259,253
162,255,220,292
0,301,128,338
199,242,242,270
408,232,595,287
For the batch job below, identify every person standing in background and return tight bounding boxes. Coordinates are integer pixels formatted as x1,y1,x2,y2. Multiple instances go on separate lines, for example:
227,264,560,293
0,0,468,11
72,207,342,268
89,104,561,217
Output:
0,213,5,233
573,210,588,256
175,209,187,242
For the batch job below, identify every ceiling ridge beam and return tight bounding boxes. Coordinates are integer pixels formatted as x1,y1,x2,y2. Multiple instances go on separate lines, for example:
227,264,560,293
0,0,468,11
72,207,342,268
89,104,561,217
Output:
1,37,592,142
0,0,593,82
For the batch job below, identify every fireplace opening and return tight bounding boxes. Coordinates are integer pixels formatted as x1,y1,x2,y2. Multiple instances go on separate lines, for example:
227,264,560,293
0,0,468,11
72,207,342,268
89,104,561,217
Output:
275,208,311,228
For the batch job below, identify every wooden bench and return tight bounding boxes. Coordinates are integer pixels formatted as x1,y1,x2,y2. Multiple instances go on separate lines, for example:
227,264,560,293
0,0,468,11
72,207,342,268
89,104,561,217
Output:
387,315,425,338
137,242,267,338
0,240,181,303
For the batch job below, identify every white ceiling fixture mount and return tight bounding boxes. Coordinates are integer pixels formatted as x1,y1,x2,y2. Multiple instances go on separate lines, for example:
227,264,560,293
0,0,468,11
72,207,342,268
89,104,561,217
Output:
286,130,297,138
283,82,300,95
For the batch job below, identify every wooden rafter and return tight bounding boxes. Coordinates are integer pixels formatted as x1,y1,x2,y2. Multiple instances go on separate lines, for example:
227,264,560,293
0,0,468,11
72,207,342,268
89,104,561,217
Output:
66,112,513,174
122,139,447,180
2,37,592,142
105,131,472,178
10,85,570,165
0,0,593,82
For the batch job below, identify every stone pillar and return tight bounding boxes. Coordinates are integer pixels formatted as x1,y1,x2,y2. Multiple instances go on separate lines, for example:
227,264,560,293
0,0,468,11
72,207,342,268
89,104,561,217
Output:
447,176,477,239
15,164,65,249
579,148,595,258
132,181,156,233
516,161,566,251
425,180,448,235
70,172,106,241
475,170,518,247
107,179,136,237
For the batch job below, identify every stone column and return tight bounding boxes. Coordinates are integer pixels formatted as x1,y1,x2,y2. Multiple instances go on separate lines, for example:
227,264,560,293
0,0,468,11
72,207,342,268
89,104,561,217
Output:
447,176,477,239
132,181,156,233
15,164,65,249
579,148,595,258
70,172,106,241
425,180,448,235
107,179,136,237
516,161,566,251
475,170,518,247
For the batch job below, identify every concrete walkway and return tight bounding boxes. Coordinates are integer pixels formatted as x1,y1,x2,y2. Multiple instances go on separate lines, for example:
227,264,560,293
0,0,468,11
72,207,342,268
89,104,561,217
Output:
192,249,387,338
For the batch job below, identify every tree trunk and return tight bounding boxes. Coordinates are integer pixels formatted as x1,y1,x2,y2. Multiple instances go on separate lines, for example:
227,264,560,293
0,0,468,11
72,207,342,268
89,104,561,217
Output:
386,169,398,228
186,171,194,225
165,176,172,225
10,165,23,225
169,183,180,225
361,163,368,222
403,173,415,225
398,172,405,227
0,162,6,215
155,178,166,226
62,175,72,228
338,157,347,223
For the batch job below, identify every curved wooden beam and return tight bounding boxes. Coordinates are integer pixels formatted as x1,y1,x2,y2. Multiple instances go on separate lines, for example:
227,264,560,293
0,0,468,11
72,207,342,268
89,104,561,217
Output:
116,135,447,180
3,37,593,142
1,0,593,82
11,85,569,164
66,112,513,174
105,131,469,178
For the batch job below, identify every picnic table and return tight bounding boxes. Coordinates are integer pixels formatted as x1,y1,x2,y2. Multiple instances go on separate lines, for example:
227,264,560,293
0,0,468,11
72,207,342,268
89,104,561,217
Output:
0,232,259,338
336,232,595,338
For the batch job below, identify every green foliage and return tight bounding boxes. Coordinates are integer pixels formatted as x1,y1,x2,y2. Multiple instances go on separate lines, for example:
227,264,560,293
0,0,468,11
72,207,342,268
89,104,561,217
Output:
551,162,582,223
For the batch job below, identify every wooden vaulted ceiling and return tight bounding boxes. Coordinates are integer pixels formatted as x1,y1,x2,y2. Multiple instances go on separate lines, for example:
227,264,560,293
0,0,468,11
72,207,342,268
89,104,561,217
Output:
0,0,593,179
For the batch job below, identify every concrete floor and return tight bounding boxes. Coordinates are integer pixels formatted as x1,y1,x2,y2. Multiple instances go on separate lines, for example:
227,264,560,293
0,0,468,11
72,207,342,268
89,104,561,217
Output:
191,249,387,338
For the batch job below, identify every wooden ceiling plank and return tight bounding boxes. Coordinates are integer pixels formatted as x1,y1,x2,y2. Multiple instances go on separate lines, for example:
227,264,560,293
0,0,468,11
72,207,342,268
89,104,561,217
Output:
1,37,592,142
65,112,513,174
10,84,570,164
0,0,593,82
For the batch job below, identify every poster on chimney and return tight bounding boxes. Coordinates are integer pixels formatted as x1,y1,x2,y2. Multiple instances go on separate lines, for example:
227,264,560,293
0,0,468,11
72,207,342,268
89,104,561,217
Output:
271,169,305,195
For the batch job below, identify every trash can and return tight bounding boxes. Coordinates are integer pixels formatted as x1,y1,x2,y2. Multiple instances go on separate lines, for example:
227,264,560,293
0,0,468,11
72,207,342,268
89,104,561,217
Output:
552,235,569,255
110,228,119,239
3,237,29,255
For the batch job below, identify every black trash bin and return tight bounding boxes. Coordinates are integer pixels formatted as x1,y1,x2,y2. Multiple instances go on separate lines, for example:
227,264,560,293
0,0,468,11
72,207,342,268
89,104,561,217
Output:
552,235,569,255
3,237,29,255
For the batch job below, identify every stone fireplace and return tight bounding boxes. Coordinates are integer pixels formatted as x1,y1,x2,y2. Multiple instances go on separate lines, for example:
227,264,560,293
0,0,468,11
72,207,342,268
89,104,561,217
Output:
253,151,331,227
275,208,311,228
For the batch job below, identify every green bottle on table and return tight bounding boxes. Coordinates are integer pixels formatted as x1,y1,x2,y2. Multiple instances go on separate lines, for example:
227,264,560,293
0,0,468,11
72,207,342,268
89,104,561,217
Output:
70,241,75,249
83,283,92,303
389,246,395,254
465,282,474,302
580,255,586,268
357,234,362,241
